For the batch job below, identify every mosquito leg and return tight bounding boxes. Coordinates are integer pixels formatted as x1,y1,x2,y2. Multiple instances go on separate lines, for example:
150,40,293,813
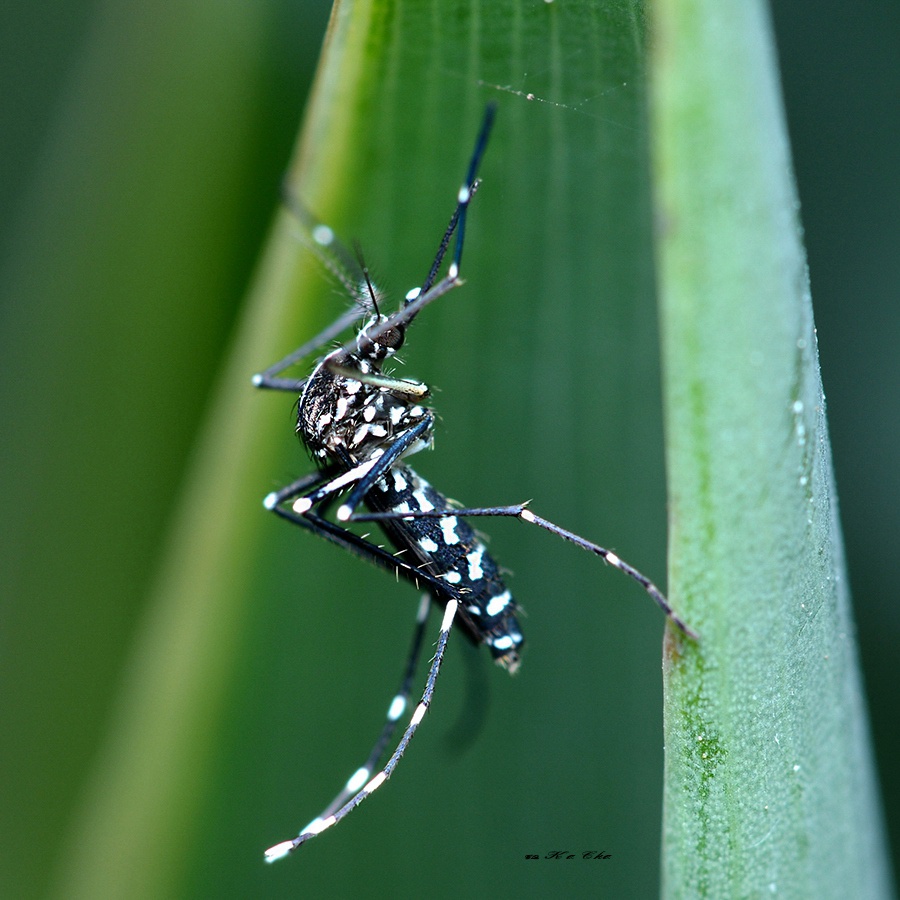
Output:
261,466,461,602
304,593,431,827
355,504,698,640
315,104,496,359
269,502,473,621
264,596,459,862
413,103,496,307
252,306,365,392
446,102,495,280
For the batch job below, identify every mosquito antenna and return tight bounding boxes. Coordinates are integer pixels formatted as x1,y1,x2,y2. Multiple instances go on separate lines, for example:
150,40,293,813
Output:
353,241,382,317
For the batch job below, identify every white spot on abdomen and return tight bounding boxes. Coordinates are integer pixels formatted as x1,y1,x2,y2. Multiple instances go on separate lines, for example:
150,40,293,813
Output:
440,516,460,545
486,590,511,617
467,545,485,580
414,489,435,512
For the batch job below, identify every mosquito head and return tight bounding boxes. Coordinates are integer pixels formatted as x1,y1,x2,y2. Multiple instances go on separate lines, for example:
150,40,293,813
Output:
356,314,405,361
349,242,406,360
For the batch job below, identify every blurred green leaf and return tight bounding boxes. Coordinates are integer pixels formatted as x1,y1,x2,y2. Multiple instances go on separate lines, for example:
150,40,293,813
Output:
0,0,325,896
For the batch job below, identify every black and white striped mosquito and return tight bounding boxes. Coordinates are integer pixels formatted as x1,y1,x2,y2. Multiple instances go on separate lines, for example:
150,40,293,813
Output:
255,104,695,863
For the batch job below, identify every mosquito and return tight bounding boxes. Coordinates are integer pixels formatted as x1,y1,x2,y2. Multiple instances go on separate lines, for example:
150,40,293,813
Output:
254,104,695,863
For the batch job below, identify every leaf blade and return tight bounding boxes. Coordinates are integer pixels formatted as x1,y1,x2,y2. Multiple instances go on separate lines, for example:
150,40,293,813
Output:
650,0,894,895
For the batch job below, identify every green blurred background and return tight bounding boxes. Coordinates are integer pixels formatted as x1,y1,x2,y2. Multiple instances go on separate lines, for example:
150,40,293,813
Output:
1,0,897,897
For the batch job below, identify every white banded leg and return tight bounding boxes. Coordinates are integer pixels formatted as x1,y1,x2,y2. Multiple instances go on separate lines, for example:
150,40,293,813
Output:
264,597,459,863
252,305,365,392
354,504,698,640
519,509,697,639
305,594,431,826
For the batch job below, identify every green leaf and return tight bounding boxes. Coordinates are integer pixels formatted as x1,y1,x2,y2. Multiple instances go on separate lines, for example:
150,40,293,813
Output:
0,0,325,897
650,0,893,896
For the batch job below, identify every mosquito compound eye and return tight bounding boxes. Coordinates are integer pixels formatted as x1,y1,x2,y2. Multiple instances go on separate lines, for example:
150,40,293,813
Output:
378,325,405,351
